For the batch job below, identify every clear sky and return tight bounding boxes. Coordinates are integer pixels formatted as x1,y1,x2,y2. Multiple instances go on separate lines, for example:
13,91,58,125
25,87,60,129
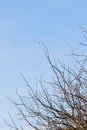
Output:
0,0,87,130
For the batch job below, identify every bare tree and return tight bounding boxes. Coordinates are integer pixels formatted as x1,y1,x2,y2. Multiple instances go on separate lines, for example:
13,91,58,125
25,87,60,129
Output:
6,43,87,130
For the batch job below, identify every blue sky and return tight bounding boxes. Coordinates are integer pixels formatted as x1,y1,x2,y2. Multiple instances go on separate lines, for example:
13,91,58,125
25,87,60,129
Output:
0,0,87,129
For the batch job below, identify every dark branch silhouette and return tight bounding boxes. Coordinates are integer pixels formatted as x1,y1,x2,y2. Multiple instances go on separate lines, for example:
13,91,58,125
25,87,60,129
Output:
6,42,87,130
